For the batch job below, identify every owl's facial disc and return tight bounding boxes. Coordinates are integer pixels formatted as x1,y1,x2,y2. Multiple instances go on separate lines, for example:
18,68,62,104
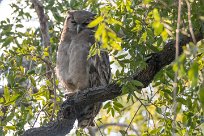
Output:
67,11,96,33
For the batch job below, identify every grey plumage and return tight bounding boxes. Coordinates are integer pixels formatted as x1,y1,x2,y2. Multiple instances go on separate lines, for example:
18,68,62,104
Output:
56,10,111,128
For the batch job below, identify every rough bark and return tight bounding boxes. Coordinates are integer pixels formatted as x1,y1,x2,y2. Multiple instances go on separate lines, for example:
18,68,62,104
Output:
30,0,52,80
22,33,203,136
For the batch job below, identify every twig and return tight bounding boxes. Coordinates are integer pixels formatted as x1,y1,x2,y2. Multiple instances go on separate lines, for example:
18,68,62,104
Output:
185,0,196,44
136,96,156,128
94,120,104,136
125,104,142,134
50,70,58,121
21,53,53,70
93,123,140,136
32,102,50,128
172,0,182,135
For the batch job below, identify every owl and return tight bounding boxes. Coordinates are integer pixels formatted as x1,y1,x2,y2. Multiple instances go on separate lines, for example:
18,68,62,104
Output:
56,10,111,128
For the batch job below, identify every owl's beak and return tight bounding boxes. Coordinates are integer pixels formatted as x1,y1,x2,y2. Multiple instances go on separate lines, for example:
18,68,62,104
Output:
77,24,83,34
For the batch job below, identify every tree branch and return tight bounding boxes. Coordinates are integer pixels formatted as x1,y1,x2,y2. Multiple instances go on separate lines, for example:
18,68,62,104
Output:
90,123,140,136
30,0,58,122
30,0,50,48
22,32,203,136
30,0,52,79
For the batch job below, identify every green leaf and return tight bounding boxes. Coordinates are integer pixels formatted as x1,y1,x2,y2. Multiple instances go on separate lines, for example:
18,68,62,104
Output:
4,93,21,106
119,130,126,136
199,86,204,110
16,24,24,28
30,76,36,87
113,101,124,108
139,32,147,43
188,62,198,86
4,126,16,131
156,107,162,114
122,85,129,94
113,105,120,112
177,97,187,105
131,80,144,87
27,69,35,75
4,86,10,103
111,108,115,117
2,37,13,47
103,101,111,109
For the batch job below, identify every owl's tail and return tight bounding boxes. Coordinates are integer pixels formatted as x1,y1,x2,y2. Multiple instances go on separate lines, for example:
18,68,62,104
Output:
76,102,102,128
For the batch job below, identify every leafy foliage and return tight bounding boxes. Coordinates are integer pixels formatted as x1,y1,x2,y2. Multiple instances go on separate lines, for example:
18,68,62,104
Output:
0,0,204,135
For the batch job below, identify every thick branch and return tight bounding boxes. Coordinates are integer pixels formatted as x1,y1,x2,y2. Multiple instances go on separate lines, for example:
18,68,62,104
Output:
31,0,50,47
30,0,52,80
23,32,203,136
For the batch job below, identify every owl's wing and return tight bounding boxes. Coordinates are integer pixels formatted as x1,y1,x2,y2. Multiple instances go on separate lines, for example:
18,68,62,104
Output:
77,50,111,128
89,51,111,87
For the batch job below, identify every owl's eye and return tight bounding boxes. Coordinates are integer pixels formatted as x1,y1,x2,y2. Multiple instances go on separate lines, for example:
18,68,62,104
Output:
82,22,89,26
71,20,77,24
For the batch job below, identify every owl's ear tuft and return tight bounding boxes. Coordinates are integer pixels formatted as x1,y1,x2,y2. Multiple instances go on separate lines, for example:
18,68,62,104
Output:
90,13,97,20
66,10,75,19
67,10,75,15
92,13,97,17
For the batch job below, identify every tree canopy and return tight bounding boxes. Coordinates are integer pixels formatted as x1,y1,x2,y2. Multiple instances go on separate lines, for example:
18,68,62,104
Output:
0,0,204,136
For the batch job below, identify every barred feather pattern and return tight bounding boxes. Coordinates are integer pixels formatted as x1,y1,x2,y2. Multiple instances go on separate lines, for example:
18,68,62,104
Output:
76,51,111,128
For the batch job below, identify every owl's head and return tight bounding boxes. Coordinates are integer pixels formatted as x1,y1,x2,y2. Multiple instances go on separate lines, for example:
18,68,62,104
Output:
65,10,96,33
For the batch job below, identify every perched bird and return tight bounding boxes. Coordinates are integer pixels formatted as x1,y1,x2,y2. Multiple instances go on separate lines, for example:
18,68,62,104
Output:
56,10,111,128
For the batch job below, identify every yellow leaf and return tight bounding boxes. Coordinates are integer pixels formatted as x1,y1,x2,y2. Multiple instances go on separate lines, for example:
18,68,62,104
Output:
88,16,104,28
139,32,147,43
153,8,160,21
152,21,163,36
44,47,49,51
143,0,152,4
0,110,3,116
107,18,122,26
4,126,16,131
102,43,108,48
43,51,49,57
107,31,117,39
176,113,183,122
111,42,122,50
20,66,25,73
102,30,108,46
161,29,168,41
147,105,156,115
95,23,105,40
